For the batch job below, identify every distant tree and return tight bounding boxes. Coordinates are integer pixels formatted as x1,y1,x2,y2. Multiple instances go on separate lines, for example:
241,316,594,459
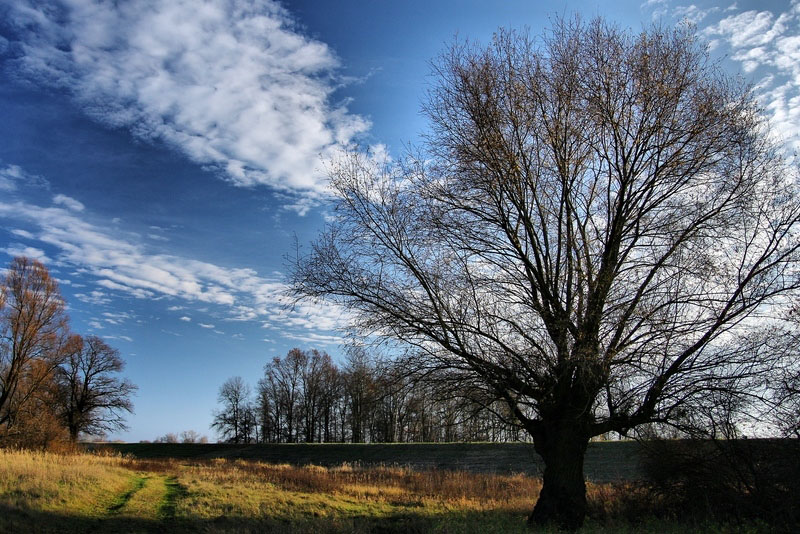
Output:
300,349,334,443
211,376,251,443
263,350,305,443
180,429,208,443
154,432,179,444
56,335,136,442
0,257,71,436
317,354,342,442
256,374,279,443
343,347,378,443
293,19,800,528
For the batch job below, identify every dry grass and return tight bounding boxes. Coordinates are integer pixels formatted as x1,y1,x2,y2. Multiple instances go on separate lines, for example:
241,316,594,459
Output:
0,448,777,533
0,448,133,517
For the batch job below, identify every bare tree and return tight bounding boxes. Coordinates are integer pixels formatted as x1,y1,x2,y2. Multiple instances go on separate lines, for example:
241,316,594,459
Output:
343,347,377,443
57,335,136,441
154,432,179,444
180,429,208,443
0,257,71,436
263,349,305,443
293,19,800,529
211,376,251,443
300,349,334,442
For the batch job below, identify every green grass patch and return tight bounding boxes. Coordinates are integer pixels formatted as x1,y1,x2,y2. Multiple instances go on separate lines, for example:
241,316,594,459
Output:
159,475,187,520
106,474,146,514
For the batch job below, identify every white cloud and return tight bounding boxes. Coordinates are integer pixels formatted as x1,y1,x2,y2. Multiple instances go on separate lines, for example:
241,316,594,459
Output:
1,244,50,263
10,229,35,239
53,194,85,212
96,279,154,299
0,193,349,338
102,311,134,320
4,0,369,199
701,3,800,152
0,164,48,191
643,0,670,19
105,335,133,342
283,331,344,346
179,316,192,322
673,4,720,24
198,323,215,329
74,290,112,306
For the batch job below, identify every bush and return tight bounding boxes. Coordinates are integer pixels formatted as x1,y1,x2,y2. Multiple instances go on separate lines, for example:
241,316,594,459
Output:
640,438,800,531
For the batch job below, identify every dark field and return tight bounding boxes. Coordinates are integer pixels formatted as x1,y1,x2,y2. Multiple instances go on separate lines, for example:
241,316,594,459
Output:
102,441,645,483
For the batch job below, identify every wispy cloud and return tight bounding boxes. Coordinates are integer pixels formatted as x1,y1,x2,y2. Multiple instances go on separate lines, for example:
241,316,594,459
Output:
0,164,48,191
672,4,720,24
0,184,350,339
283,331,345,346
0,244,50,263
2,0,369,200
105,335,133,343
53,194,85,212
701,2,800,151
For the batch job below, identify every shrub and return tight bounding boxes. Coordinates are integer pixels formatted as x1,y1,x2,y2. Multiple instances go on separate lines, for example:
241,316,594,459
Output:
640,438,800,531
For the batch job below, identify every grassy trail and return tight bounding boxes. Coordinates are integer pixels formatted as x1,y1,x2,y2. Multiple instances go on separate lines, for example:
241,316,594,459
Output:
106,473,187,522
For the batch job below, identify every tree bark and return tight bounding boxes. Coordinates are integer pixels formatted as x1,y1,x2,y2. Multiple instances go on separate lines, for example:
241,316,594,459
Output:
528,421,590,530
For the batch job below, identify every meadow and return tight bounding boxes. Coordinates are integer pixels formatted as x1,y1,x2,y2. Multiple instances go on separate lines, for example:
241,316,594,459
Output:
102,441,644,482
0,444,781,533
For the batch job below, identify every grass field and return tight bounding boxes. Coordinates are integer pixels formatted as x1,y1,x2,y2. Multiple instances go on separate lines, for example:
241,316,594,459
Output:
101,441,645,483
0,446,778,533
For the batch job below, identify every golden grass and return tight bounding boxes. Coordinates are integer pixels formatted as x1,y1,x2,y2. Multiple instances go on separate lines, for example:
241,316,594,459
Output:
0,448,133,517
0,448,776,533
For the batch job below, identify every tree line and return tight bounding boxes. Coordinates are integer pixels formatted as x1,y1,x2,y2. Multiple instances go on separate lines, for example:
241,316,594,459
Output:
0,257,136,448
212,347,527,444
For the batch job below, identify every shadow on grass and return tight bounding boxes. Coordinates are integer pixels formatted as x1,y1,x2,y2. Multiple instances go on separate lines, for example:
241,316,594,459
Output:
0,503,783,533
107,475,146,514
158,476,187,520
0,503,531,534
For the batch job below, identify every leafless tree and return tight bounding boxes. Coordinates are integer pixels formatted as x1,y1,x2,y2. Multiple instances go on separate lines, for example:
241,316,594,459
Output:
57,335,136,441
211,376,251,443
154,432,179,444
0,257,71,436
343,346,378,443
180,429,208,443
262,350,306,443
300,349,332,442
292,19,800,528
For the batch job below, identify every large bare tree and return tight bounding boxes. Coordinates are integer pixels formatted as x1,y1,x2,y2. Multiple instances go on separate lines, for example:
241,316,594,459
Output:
292,19,800,528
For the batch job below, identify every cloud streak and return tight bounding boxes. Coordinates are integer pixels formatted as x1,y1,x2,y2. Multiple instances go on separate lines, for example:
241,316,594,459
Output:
0,193,349,343
2,0,369,197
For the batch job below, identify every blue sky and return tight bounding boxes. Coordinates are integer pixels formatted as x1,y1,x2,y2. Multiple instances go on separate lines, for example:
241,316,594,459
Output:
1,0,798,442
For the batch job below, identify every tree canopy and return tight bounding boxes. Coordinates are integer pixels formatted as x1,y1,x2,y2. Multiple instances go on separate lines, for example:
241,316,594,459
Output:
293,18,800,529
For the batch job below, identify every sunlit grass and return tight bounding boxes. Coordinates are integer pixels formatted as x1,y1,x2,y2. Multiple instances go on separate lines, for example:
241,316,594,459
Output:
0,448,133,517
0,448,778,533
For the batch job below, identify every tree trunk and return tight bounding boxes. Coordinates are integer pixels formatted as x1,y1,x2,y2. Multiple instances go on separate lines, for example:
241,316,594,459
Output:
528,421,590,530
